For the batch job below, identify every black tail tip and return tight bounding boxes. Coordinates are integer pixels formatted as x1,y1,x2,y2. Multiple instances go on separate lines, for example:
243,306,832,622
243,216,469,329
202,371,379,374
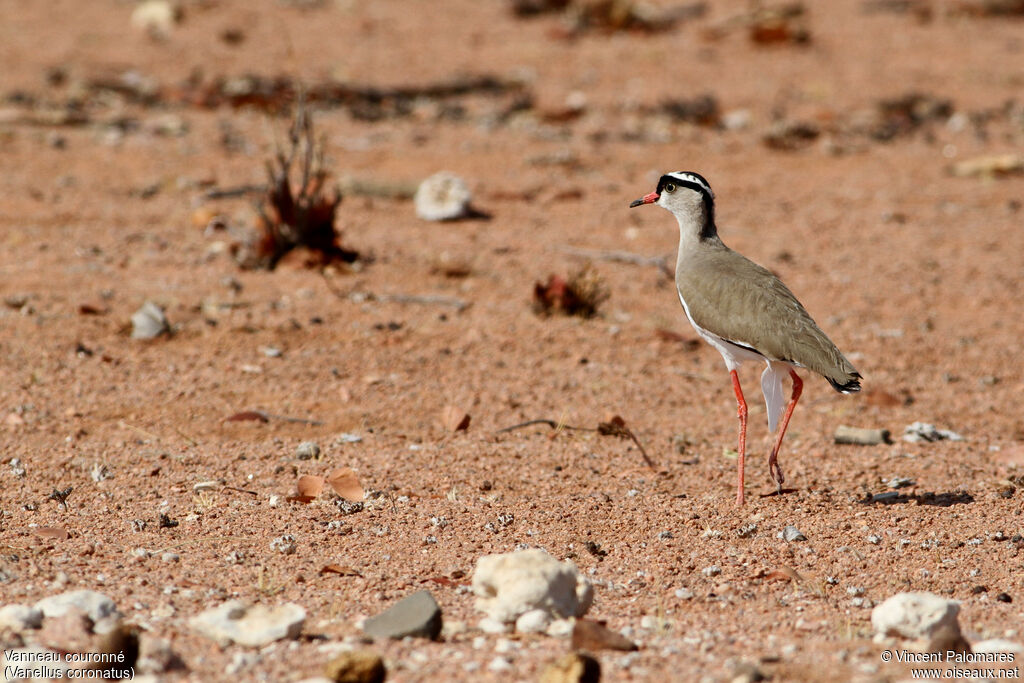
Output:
829,373,862,394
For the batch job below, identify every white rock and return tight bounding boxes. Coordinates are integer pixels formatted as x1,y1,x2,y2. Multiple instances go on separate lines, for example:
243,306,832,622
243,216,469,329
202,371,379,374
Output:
871,592,961,642
903,422,964,443
0,604,44,630
972,639,1024,654
137,635,183,674
478,617,512,634
131,301,170,339
190,600,306,647
487,656,513,673
546,618,575,638
35,590,120,622
131,0,181,39
414,172,472,221
472,548,593,623
515,608,551,633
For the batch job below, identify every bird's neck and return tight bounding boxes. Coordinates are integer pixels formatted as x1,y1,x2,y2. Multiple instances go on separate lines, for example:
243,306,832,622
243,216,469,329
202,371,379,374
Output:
674,206,721,264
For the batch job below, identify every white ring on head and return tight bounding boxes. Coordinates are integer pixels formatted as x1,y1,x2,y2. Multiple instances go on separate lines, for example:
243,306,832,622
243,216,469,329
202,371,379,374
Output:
666,172,713,199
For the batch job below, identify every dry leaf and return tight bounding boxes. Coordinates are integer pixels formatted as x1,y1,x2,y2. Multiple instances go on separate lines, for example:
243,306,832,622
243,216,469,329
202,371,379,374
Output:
327,467,364,501
571,619,638,652
765,565,803,582
320,564,362,577
34,526,70,541
297,475,325,498
286,495,317,504
423,576,471,588
865,389,903,407
441,405,471,432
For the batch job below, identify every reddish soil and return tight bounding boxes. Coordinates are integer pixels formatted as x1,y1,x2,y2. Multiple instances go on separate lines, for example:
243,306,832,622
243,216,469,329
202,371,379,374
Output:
1,0,1023,681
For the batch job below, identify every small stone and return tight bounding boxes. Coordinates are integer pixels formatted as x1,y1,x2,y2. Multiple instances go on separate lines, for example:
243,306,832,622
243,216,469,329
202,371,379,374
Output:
36,609,98,652
479,617,512,634
902,422,964,443
190,600,306,647
441,620,467,638
515,608,551,633
131,0,182,39
546,618,575,638
867,535,881,545
363,590,442,641
973,639,1023,654
886,477,915,489
722,109,752,131
137,635,185,674
674,588,694,600
736,523,757,539
834,425,892,445
730,661,767,683
415,172,473,221
0,604,44,631
270,535,297,554
35,590,120,622
323,650,386,683
702,565,722,577
487,657,513,673
996,593,1013,603
494,637,516,654
296,442,321,460
440,405,471,432
847,586,865,596
779,526,806,542
540,653,601,683
161,552,179,563
571,619,638,652
131,301,170,339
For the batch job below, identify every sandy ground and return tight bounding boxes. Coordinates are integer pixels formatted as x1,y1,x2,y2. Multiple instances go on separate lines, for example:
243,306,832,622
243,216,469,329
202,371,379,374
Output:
1,0,1023,681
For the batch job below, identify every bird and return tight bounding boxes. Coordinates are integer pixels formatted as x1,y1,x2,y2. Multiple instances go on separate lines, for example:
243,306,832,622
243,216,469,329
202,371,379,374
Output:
630,172,861,505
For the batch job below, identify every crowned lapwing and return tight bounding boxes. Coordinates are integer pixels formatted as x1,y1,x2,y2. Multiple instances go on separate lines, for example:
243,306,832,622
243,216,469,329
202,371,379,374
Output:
630,172,861,505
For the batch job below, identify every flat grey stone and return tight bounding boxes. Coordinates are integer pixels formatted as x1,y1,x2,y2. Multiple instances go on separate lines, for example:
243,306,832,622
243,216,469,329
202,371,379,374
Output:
363,590,442,640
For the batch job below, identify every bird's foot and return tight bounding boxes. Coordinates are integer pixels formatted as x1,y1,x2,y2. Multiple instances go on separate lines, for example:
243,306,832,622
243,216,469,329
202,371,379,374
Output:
768,454,785,492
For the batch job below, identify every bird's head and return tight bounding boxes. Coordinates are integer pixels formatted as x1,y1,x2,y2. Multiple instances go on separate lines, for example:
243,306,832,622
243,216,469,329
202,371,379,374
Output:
630,171,713,212
630,172,717,239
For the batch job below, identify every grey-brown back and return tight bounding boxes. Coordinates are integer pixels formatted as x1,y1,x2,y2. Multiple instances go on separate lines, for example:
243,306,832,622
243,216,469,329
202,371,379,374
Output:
677,240,861,392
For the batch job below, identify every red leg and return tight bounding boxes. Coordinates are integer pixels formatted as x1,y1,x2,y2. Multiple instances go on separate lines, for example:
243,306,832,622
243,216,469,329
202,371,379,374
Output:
768,369,803,491
730,369,748,506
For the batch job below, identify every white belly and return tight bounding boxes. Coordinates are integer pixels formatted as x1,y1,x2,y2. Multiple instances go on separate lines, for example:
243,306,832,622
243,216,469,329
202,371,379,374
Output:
677,289,789,431
676,290,764,371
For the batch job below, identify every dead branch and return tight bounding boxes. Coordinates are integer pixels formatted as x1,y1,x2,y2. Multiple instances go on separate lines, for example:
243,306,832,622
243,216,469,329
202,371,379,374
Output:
497,416,659,471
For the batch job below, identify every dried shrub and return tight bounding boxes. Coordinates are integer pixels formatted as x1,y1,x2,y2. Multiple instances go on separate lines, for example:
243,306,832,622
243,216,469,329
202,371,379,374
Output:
234,103,357,269
534,264,610,318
